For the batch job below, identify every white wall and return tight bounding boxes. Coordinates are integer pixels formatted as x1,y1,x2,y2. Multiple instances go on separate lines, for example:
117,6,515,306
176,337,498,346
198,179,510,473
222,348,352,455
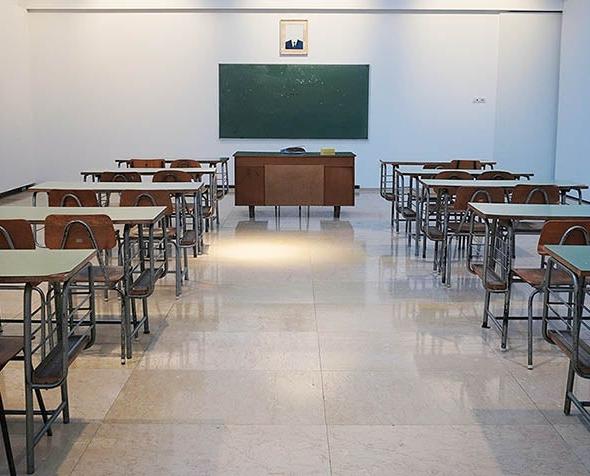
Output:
555,0,590,197
26,9,562,187
0,1,35,193
494,13,562,180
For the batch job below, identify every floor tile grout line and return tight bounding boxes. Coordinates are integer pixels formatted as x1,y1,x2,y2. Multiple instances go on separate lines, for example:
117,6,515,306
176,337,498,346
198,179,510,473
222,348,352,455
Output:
310,250,334,476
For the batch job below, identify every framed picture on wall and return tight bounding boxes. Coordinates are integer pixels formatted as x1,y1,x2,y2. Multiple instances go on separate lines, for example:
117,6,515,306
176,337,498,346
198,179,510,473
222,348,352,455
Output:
280,20,308,56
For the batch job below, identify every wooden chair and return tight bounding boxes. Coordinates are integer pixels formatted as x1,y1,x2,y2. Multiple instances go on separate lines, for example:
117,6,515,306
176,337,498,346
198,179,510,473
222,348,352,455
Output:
120,190,195,287
423,162,450,169
511,185,561,235
153,170,214,231
476,171,516,180
434,170,474,181
170,159,204,181
511,184,560,205
513,221,590,369
441,186,505,285
152,170,193,183
48,190,99,207
99,171,142,182
449,159,483,170
45,214,137,363
129,158,165,168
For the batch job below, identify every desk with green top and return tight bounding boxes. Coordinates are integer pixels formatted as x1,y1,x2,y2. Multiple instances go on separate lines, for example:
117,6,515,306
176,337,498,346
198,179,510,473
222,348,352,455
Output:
233,151,356,218
0,249,96,474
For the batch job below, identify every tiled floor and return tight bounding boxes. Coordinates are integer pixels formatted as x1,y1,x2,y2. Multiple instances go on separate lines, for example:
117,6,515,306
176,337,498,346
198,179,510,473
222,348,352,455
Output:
1,190,590,475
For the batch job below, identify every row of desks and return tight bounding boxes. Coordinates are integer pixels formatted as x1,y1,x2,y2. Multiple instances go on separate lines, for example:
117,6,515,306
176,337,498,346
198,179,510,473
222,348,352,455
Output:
0,160,229,473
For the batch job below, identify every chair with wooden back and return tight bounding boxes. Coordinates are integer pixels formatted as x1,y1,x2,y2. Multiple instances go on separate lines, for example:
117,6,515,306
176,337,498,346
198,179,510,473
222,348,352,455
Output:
152,170,193,183
45,214,133,363
511,184,561,235
129,158,165,168
449,159,483,170
476,171,516,180
170,159,203,181
48,190,99,207
440,186,505,285
99,171,142,182
423,162,450,169
512,221,590,369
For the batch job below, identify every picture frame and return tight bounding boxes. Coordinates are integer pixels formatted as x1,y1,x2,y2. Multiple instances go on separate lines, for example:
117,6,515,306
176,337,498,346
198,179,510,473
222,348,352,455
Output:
280,19,308,56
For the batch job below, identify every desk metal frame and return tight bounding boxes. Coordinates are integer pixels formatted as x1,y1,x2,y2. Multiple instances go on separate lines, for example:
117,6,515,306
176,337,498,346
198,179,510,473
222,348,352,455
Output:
0,249,96,474
467,204,590,366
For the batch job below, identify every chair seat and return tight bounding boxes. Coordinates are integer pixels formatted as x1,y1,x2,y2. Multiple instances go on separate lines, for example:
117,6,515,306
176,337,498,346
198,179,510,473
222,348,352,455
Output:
547,330,590,375
424,226,444,240
471,264,507,291
0,336,24,372
32,335,89,385
130,226,175,239
447,222,486,234
514,221,544,234
75,265,124,285
513,268,573,287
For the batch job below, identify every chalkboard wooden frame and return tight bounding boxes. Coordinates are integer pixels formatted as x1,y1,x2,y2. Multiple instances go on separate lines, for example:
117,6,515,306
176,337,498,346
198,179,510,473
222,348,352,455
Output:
219,64,369,139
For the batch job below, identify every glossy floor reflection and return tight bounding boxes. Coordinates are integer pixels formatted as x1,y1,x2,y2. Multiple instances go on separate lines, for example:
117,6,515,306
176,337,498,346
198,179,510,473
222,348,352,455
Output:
1,190,590,475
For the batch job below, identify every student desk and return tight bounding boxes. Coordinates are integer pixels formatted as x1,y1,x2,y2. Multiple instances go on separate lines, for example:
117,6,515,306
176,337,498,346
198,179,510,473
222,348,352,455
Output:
0,206,169,359
379,160,497,229
115,157,231,197
542,244,590,424
233,151,356,218
80,167,219,226
417,180,589,260
0,249,95,474
390,167,534,238
466,204,590,361
30,181,204,265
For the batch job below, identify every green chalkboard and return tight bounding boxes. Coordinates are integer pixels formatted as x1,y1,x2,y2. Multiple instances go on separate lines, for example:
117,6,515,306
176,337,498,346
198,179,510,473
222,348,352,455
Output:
219,64,369,139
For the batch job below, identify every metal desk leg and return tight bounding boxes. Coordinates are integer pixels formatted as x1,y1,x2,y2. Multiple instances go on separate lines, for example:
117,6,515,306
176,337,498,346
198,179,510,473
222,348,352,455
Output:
414,179,422,257
175,194,182,297
23,285,34,474
122,226,133,360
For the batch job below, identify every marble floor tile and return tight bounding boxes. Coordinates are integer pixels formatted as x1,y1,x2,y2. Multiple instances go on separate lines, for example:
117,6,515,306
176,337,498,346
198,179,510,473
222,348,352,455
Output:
328,425,589,475
105,369,325,425
70,423,330,476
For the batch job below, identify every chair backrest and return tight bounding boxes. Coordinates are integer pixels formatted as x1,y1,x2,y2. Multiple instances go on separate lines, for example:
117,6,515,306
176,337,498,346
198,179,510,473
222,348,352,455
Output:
434,171,474,180
452,186,505,211
99,171,142,182
170,159,201,168
48,190,99,207
538,220,590,255
449,159,483,170
119,190,173,215
129,158,166,168
0,220,35,249
511,184,560,205
423,162,450,169
476,171,516,180
152,170,193,183
45,214,117,250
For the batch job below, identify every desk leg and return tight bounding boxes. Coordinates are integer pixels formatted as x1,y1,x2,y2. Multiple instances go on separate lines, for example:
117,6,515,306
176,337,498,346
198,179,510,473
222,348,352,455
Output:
333,206,341,219
123,226,132,360
175,195,182,297
249,206,255,219
23,284,35,474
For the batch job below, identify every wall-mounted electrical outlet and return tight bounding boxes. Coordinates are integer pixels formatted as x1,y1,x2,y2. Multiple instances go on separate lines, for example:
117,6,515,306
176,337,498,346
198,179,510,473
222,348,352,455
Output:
473,97,487,104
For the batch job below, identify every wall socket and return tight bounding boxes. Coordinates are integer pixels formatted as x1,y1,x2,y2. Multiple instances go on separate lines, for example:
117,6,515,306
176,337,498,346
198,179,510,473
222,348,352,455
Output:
473,97,487,104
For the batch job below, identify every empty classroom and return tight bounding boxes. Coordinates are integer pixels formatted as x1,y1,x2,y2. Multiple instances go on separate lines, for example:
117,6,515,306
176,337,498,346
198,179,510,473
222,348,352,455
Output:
1,1,590,475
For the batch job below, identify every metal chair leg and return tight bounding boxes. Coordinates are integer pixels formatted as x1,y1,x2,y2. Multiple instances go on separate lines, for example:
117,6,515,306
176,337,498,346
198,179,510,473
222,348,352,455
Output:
501,289,511,350
482,291,491,328
564,360,575,415
0,393,16,476
60,380,70,424
527,289,541,370
34,389,52,436
142,298,150,334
